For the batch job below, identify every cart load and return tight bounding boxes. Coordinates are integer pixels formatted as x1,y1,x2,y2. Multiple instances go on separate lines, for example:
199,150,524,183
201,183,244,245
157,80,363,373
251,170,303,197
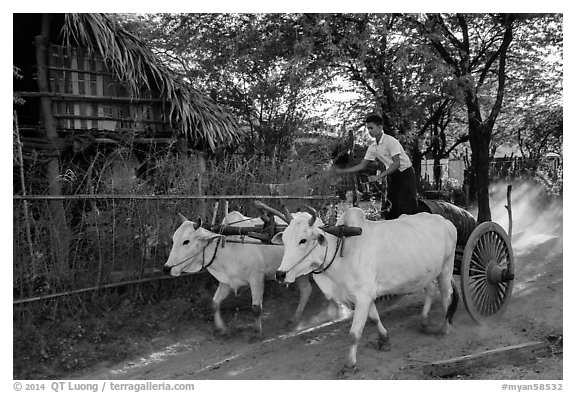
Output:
417,199,476,248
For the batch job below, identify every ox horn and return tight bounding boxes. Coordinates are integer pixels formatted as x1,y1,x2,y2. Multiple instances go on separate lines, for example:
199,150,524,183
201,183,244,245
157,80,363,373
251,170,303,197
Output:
253,200,291,224
281,205,293,223
304,205,317,226
178,213,189,223
193,217,203,230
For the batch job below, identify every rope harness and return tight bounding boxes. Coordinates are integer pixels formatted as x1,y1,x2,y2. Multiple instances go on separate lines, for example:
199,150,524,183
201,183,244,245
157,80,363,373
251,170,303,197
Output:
169,216,272,272
169,215,283,274
284,229,344,276
168,238,222,271
312,233,343,274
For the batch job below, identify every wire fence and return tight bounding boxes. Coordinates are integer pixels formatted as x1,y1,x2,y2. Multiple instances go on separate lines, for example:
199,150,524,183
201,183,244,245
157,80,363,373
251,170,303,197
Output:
13,194,338,306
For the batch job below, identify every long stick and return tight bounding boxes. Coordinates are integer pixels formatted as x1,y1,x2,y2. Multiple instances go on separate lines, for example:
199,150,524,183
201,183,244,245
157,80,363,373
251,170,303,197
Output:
13,272,207,306
505,184,513,240
211,201,219,226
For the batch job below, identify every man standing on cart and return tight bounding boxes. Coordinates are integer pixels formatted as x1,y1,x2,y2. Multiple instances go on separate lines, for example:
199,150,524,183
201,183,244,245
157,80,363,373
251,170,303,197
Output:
332,114,418,219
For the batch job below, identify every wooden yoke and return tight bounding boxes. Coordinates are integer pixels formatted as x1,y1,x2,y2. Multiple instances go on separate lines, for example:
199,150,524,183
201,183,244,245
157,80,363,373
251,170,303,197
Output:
320,225,362,238
320,225,362,257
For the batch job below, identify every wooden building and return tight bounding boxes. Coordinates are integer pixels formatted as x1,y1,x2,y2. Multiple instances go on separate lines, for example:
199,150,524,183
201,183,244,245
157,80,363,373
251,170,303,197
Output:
13,13,242,161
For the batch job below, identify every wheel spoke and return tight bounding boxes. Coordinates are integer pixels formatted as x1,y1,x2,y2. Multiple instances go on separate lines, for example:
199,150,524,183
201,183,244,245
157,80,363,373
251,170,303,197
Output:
494,236,506,260
470,266,486,275
478,235,490,265
472,249,486,267
488,282,508,316
475,282,489,315
488,285,499,314
471,255,487,271
484,234,495,263
471,281,486,307
470,279,487,296
497,282,509,300
484,233,495,262
496,284,505,308
489,232,500,261
483,284,493,315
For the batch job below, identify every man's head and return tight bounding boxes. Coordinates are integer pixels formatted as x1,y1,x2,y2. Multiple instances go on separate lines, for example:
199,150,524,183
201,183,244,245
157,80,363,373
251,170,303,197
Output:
365,114,384,139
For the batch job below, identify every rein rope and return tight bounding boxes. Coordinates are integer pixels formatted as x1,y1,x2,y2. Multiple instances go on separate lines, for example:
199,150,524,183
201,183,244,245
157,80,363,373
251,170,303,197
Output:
202,238,221,269
169,238,222,271
313,231,343,274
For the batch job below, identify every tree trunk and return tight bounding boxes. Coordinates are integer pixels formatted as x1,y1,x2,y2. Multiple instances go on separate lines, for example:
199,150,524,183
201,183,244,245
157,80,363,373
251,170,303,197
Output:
469,122,492,223
410,141,423,193
36,14,71,275
433,157,442,190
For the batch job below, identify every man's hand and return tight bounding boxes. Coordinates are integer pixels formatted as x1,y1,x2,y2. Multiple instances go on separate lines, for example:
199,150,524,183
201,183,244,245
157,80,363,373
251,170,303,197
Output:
331,165,343,175
368,174,380,182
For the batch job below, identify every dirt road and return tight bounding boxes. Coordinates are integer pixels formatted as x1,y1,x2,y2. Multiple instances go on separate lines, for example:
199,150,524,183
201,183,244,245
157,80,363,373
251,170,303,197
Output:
77,183,563,380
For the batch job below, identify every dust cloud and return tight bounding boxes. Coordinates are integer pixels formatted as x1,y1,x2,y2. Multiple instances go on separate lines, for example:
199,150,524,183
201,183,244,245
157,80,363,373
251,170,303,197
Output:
469,180,563,258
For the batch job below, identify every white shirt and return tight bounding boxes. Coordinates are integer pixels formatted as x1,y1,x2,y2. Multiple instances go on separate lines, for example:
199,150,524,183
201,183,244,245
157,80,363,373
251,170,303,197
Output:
364,133,412,172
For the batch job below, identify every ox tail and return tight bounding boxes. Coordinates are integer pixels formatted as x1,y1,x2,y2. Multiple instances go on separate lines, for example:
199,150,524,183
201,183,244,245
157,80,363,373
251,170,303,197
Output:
446,278,459,325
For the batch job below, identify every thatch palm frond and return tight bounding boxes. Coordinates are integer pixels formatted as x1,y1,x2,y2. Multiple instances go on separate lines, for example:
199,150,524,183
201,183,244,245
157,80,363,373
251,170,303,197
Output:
63,13,242,150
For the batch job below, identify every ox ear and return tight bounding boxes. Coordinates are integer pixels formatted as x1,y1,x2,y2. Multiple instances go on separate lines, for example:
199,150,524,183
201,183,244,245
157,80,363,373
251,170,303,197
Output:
197,228,224,243
178,213,189,223
193,217,203,230
271,231,284,245
317,232,327,246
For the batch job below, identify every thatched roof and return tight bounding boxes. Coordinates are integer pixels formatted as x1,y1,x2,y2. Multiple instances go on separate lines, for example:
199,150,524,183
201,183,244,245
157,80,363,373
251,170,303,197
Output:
62,13,242,150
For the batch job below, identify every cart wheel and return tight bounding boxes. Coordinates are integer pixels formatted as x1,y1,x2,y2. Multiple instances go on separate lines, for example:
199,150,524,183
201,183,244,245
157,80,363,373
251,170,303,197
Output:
460,221,515,324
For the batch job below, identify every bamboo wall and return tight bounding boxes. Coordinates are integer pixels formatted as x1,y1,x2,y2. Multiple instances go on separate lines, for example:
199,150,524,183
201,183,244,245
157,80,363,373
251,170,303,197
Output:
47,45,170,135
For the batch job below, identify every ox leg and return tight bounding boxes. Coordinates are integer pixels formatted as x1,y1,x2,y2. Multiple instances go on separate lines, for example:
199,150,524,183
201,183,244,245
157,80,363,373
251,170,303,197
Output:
213,283,232,336
420,282,436,330
288,275,312,328
249,277,265,340
338,298,371,378
368,302,390,351
438,276,458,335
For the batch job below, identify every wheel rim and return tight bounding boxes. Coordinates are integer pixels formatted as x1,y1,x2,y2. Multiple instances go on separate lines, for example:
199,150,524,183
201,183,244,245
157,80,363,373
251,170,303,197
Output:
460,222,514,324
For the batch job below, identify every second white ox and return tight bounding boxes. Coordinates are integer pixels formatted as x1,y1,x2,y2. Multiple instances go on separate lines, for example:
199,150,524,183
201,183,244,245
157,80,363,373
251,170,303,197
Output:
273,207,459,374
163,211,312,338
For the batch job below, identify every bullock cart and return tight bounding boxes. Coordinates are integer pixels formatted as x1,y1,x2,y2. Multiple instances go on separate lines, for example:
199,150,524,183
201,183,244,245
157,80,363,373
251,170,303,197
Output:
416,186,515,324
248,186,515,325
205,188,514,324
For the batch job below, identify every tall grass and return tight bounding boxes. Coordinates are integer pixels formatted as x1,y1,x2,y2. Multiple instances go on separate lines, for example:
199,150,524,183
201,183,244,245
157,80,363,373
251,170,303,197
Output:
13,148,337,314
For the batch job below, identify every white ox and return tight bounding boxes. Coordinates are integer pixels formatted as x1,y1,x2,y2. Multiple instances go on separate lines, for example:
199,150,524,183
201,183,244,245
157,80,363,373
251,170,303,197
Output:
163,211,312,338
272,207,458,375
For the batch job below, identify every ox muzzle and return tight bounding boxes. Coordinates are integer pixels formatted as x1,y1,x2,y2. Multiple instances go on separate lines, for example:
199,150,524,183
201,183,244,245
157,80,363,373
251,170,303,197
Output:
275,270,287,283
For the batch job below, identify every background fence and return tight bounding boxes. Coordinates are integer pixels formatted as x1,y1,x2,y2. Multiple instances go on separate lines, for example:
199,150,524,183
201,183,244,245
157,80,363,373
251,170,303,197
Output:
13,194,338,306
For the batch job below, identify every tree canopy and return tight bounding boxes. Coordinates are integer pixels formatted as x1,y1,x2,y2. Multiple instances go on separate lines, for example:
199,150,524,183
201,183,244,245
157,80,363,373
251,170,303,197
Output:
120,13,562,219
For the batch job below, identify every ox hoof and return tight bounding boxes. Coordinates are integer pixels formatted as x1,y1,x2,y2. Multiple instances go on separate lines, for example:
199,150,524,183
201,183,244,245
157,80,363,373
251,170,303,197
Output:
420,323,444,336
248,330,263,342
439,323,452,336
214,328,230,338
377,337,391,352
420,321,436,335
285,318,302,331
337,364,358,379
